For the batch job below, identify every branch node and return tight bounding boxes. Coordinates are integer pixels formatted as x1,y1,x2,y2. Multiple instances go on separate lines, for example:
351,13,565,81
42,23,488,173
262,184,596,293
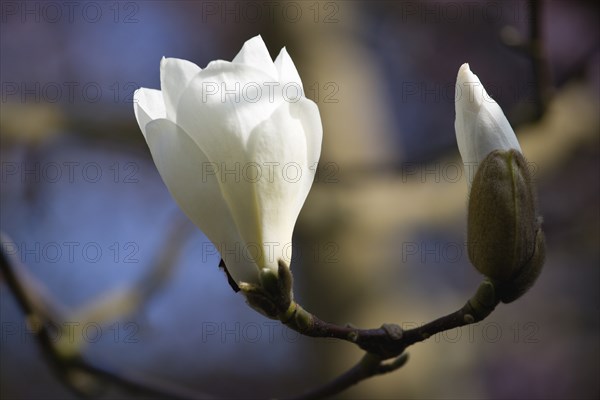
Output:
463,314,475,324
347,331,359,342
382,323,403,340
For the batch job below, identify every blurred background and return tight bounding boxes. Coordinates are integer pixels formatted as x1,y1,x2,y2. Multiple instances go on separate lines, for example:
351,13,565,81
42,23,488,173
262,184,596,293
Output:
1,0,598,399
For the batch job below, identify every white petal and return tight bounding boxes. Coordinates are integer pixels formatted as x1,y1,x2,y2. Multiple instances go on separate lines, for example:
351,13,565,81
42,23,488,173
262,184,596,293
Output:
160,57,201,121
288,97,323,211
176,62,284,268
144,118,260,284
177,65,321,271
178,61,282,144
454,63,522,185
274,47,303,90
246,99,322,270
133,88,165,138
232,35,278,80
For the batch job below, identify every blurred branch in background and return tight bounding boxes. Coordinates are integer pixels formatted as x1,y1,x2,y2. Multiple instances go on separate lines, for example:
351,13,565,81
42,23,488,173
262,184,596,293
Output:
288,353,409,400
1,219,504,400
500,0,552,121
0,217,203,399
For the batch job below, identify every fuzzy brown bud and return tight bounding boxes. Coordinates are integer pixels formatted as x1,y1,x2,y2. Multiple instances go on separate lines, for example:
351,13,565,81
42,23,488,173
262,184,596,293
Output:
467,149,545,303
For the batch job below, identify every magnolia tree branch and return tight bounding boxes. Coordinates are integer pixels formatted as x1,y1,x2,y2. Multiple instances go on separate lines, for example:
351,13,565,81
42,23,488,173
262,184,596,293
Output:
286,353,409,400
3,223,500,400
277,280,499,399
0,223,209,400
282,279,499,360
501,0,551,120
233,259,503,399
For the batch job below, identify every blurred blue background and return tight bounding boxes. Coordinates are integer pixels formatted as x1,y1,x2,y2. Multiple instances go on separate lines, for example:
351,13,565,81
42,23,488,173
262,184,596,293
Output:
1,1,599,399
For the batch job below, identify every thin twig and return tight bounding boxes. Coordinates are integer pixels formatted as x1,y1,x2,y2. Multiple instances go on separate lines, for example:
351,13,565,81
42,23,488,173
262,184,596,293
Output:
0,222,210,399
529,0,552,119
501,0,552,120
286,353,409,400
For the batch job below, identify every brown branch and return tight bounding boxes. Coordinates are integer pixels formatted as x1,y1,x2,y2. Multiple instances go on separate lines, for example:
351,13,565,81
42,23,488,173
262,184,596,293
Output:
283,281,499,399
529,0,552,119
286,353,409,400
0,225,211,400
285,280,499,360
3,219,501,400
501,0,552,120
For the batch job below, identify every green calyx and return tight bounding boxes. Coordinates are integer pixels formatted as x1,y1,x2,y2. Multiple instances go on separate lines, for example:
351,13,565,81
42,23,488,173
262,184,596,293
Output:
467,280,498,320
239,260,307,323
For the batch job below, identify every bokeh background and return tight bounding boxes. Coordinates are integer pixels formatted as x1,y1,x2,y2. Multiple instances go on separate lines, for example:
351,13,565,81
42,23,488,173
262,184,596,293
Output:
1,0,599,399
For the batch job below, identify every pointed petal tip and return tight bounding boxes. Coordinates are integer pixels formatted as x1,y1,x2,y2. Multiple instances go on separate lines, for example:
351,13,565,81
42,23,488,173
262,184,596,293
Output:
232,34,278,78
160,56,201,69
277,47,293,62
160,56,168,69
160,56,176,69
243,34,267,49
275,46,290,62
133,87,151,105
274,46,303,88
457,63,479,84
160,57,168,75
133,87,165,135
456,62,488,111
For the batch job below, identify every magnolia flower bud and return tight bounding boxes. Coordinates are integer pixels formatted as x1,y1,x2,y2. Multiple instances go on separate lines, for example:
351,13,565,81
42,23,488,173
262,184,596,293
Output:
468,150,545,302
133,36,322,289
455,63,545,303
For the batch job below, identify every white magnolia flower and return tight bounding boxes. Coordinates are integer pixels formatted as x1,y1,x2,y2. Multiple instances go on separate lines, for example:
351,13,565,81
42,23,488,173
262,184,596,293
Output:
134,35,322,285
454,63,522,186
